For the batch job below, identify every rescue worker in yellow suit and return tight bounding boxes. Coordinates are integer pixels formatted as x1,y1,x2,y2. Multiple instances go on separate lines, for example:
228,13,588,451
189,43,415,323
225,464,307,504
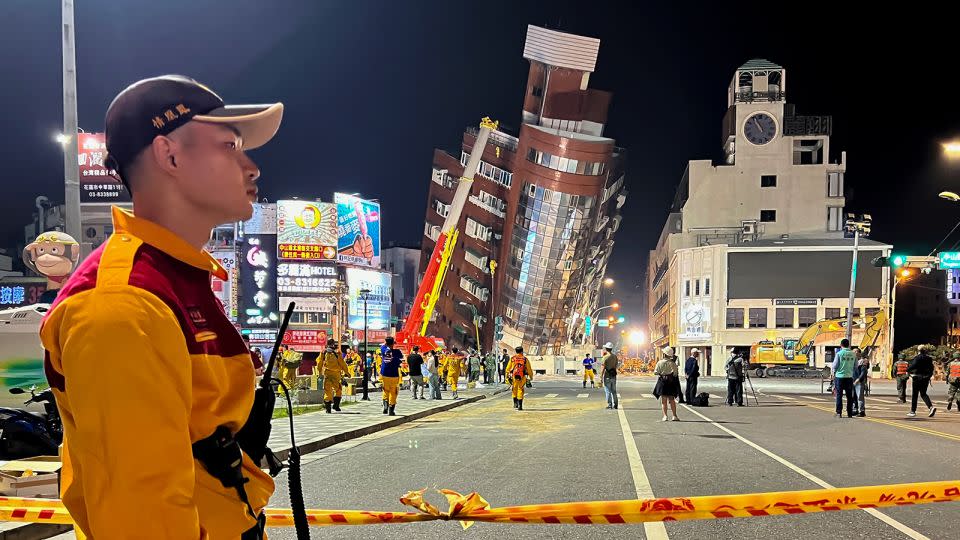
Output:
445,347,466,399
277,344,301,390
506,346,534,410
320,339,348,413
345,346,361,378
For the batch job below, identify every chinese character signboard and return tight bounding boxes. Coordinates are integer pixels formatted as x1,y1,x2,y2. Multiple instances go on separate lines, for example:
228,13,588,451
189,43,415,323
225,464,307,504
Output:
239,235,278,328
0,280,47,308
276,262,338,294
78,133,130,203
335,193,381,267
210,251,238,321
939,251,960,269
277,200,338,261
346,267,391,330
281,329,328,352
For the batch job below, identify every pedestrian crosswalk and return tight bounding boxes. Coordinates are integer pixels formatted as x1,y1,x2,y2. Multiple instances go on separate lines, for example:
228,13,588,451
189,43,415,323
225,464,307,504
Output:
577,393,589,398
544,393,559,398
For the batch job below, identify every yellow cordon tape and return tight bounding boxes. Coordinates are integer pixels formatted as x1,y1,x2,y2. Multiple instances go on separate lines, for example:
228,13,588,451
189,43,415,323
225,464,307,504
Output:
2,481,959,529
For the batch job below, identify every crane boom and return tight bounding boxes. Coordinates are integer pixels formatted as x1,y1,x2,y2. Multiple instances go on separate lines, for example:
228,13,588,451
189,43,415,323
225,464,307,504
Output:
397,118,498,352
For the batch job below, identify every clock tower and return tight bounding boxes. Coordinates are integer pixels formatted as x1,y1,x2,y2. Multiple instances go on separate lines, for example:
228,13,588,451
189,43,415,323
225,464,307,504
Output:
722,59,787,163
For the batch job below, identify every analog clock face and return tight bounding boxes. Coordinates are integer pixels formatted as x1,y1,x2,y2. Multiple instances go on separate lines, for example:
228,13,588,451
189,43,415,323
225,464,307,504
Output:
744,113,777,145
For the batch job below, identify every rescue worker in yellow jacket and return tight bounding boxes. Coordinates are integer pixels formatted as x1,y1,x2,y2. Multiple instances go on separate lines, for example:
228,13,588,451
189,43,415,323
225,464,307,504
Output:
946,351,960,411
380,337,404,415
506,346,534,410
38,75,283,539
321,339,349,413
445,347,466,399
277,345,301,390
345,346,361,378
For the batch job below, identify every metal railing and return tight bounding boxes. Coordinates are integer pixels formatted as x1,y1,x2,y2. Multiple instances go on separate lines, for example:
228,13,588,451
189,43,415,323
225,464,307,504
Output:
735,90,785,102
466,126,518,152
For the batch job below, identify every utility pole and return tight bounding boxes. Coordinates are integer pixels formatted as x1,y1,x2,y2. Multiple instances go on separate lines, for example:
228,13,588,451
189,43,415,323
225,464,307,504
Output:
61,0,82,242
844,214,872,343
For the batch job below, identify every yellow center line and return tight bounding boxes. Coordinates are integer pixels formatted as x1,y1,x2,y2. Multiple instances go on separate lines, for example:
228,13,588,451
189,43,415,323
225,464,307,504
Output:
802,403,960,443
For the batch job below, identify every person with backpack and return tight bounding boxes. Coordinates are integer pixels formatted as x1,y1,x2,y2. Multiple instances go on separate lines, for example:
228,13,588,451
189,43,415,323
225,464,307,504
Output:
852,352,869,417
601,342,620,409
946,351,960,411
445,348,465,399
684,349,701,404
407,346,425,399
506,346,534,410
654,350,680,421
725,347,745,406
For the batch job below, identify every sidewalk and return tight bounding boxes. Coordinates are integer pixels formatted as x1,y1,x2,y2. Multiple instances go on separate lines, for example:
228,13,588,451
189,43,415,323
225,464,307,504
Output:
268,381,509,461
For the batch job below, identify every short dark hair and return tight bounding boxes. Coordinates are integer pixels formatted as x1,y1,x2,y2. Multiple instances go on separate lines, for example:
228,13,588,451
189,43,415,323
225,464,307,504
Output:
515,346,523,353
452,347,459,353
385,337,395,345
413,346,420,352
841,338,851,348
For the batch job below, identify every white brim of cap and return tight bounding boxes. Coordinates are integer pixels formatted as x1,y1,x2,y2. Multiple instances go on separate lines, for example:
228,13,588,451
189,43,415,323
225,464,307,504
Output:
193,103,283,150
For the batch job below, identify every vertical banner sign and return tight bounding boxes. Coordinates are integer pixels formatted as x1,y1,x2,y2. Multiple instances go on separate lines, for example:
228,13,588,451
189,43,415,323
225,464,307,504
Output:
77,133,130,203
210,251,238,321
240,234,278,328
276,200,338,260
335,193,381,267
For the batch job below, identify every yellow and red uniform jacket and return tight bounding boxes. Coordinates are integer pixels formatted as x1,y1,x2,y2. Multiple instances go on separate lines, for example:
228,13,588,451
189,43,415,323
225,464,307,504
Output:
40,207,273,539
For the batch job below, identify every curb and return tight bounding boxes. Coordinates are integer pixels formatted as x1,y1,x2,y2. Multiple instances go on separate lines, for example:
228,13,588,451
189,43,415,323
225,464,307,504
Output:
271,387,509,462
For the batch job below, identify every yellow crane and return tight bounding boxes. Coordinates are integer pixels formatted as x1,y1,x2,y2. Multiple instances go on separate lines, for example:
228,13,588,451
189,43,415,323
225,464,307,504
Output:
749,310,887,378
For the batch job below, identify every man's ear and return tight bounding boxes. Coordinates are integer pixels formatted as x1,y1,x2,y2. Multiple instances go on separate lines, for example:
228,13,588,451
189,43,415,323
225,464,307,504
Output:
150,134,181,176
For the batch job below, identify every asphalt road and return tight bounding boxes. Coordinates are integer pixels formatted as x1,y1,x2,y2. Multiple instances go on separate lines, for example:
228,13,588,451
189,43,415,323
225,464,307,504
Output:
267,376,960,539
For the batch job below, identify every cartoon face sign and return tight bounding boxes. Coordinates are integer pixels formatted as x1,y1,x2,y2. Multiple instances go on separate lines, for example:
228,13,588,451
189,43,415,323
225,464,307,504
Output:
23,231,80,279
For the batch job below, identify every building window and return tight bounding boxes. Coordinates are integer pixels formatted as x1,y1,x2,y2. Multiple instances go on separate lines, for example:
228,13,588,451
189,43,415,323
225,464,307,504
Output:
828,207,843,232
825,307,841,319
827,172,844,197
704,278,711,296
847,307,861,318
726,308,744,329
684,280,690,297
532,86,543,98
464,248,488,272
749,308,767,328
798,308,817,328
776,308,794,328
465,218,491,242
761,175,777,187
525,147,606,176
760,210,777,222
793,139,824,165
433,198,450,218
865,307,881,316
695,279,700,296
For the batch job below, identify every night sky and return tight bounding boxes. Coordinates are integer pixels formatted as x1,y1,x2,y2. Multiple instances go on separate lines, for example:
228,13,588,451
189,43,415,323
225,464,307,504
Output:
2,1,959,326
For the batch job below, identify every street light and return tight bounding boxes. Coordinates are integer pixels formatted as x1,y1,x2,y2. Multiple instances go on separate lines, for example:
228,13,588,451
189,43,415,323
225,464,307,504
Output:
940,191,960,203
458,301,481,351
603,278,615,286
54,133,70,146
359,288,371,401
943,142,960,159
629,329,646,358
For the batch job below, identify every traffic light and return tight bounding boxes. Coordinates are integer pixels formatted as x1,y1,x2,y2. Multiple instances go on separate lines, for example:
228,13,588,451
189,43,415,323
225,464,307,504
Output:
872,254,907,268
494,316,504,341
617,315,626,323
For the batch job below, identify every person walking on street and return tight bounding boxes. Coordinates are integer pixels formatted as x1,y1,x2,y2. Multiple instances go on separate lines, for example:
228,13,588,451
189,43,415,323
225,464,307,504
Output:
446,347,465,399
725,348,745,406
426,350,442,400
380,337,403,415
892,352,910,403
407,346,426,399
852,353,869,417
38,75,284,538
499,349,509,383
654,351,681,421
832,339,857,418
469,352,482,385
583,353,597,388
321,339,348,413
506,346,534,410
601,342,620,409
946,352,960,411
907,344,937,418
684,349,701,404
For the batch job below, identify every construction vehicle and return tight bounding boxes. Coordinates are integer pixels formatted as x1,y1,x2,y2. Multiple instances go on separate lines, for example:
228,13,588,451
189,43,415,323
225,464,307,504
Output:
395,117,498,354
748,310,887,378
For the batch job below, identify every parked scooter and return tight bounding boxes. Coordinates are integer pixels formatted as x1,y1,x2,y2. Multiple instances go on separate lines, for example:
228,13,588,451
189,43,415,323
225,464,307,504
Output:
0,386,62,459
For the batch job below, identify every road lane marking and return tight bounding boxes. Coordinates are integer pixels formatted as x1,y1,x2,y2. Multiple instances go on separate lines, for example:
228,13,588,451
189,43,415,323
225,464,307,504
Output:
617,400,669,540
801,402,960,443
870,397,897,404
544,393,559,398
641,394,654,398
577,393,589,398
681,404,930,540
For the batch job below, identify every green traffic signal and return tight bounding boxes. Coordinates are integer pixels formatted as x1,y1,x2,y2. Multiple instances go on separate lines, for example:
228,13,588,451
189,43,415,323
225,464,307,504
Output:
617,315,626,323
891,254,906,267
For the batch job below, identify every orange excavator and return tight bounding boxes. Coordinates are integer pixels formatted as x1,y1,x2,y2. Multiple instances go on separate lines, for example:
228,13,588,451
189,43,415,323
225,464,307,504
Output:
395,118,498,354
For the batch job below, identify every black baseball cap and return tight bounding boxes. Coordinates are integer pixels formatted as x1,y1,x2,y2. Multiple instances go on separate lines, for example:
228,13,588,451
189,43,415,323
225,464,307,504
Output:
104,75,283,188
